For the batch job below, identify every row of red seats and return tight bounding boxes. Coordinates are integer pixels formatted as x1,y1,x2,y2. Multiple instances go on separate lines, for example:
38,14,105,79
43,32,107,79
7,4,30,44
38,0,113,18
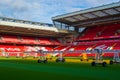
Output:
0,45,53,52
0,53,42,57
63,53,116,57
54,41,120,57
0,35,61,45
0,53,117,57
0,53,119,57
78,23,120,40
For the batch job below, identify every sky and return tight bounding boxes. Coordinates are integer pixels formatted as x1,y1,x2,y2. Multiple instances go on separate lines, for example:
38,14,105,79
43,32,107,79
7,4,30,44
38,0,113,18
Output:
0,0,120,24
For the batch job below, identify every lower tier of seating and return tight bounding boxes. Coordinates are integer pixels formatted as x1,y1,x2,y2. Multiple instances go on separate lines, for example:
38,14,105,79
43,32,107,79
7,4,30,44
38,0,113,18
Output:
54,40,120,57
0,40,120,58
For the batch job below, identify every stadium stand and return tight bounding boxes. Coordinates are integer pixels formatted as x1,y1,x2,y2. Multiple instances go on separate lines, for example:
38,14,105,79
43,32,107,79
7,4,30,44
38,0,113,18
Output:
39,38,53,45
52,2,120,58
0,34,61,45
20,36,38,44
0,2,120,58
77,23,120,40
0,35,19,43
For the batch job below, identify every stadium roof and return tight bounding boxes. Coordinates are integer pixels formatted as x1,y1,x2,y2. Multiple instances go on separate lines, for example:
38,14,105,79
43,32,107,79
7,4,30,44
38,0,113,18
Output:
52,2,120,27
0,17,70,37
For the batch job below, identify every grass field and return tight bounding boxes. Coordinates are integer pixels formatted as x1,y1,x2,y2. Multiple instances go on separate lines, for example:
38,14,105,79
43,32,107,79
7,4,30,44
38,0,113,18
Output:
0,57,120,80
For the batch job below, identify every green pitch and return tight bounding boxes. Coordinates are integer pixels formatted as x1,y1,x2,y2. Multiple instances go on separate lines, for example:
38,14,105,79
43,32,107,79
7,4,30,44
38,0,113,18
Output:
0,57,120,80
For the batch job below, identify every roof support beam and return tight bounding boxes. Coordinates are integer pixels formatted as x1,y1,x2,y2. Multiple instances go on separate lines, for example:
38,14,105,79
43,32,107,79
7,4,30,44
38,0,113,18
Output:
90,12,101,17
72,16,120,27
114,7,120,12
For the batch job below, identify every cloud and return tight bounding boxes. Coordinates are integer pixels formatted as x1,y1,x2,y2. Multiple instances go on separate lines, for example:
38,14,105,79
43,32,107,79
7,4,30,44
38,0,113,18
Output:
0,0,12,4
0,12,3,16
85,0,120,7
0,0,119,23
0,0,30,12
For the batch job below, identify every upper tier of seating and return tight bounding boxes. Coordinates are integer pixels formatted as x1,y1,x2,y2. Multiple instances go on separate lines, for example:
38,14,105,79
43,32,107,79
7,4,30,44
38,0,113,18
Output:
0,35,61,45
78,23,120,40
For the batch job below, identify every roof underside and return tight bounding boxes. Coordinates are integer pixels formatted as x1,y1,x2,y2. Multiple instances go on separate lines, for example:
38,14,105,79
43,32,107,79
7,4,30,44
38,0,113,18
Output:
0,25,70,38
0,17,70,38
52,2,120,27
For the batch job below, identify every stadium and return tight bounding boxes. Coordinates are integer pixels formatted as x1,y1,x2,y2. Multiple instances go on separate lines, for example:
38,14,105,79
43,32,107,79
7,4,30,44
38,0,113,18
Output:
0,1,120,80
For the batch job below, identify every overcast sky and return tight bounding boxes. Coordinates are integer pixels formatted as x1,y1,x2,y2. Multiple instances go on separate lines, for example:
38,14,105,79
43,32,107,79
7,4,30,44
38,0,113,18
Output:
0,0,119,24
